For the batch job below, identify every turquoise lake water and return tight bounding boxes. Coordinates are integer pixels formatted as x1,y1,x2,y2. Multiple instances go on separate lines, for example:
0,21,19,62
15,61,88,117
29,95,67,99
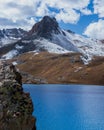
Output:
23,84,104,130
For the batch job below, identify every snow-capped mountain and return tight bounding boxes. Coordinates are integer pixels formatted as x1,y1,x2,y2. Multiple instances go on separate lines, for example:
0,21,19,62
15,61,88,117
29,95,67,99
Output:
0,16,104,64
0,28,27,48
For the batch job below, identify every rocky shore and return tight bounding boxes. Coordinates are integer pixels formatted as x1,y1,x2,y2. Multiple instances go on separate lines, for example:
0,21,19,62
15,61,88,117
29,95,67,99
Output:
0,61,36,130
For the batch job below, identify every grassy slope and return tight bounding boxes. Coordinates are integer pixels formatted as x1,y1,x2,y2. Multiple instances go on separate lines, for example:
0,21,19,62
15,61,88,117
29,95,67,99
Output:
9,52,104,85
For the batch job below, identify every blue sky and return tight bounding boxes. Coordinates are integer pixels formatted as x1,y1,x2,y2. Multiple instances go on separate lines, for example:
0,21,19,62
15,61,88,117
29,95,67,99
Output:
59,0,104,37
60,14,98,34
0,0,104,39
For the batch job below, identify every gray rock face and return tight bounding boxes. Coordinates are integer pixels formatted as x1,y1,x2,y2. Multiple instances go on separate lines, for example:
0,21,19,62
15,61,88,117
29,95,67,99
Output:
0,61,36,130
28,16,60,39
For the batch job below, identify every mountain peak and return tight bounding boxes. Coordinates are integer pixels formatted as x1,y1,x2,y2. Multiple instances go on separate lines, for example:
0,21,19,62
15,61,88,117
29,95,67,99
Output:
29,16,60,39
42,16,57,23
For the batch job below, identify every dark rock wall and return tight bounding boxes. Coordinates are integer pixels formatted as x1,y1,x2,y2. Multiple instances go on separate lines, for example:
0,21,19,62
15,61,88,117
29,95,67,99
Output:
0,61,36,130
29,16,60,39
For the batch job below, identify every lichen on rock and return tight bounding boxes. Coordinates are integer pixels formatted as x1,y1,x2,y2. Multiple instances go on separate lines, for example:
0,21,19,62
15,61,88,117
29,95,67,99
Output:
0,61,36,130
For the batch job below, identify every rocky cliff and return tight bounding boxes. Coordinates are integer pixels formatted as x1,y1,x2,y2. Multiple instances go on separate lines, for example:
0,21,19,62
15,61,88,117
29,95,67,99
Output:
0,61,36,130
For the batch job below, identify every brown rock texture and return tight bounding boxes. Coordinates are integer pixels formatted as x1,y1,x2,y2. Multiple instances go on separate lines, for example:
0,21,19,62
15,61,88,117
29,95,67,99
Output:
0,61,36,130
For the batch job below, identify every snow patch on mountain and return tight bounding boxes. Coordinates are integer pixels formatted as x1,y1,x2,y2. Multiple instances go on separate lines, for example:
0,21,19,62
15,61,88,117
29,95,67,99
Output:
33,38,70,54
15,44,24,49
12,61,18,65
0,38,20,48
22,40,32,43
2,50,18,59
52,33,79,52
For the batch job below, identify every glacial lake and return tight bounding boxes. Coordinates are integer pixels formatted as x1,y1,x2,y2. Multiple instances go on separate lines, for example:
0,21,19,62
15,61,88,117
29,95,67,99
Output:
23,84,104,130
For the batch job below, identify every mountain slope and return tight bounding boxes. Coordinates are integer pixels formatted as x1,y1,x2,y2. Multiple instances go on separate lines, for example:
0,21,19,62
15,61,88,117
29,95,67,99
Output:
63,31,104,64
7,52,104,85
0,28,27,48
0,16,104,64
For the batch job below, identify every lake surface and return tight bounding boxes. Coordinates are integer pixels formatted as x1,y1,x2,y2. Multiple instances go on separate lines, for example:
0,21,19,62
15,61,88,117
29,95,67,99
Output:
23,84,104,130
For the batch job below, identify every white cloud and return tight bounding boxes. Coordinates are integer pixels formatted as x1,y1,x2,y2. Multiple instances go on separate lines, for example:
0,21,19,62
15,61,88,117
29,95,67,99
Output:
56,9,80,24
0,0,37,30
35,2,49,17
0,0,91,30
84,19,104,40
93,0,104,18
80,8,92,15
39,0,91,23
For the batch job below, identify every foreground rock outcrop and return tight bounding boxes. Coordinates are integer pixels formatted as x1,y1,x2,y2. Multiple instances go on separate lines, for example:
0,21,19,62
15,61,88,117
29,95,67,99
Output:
0,61,36,130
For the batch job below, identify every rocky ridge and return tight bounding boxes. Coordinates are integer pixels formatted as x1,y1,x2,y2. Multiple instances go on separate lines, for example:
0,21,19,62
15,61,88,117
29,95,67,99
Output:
0,28,27,49
0,61,36,130
28,16,60,39
0,28,26,39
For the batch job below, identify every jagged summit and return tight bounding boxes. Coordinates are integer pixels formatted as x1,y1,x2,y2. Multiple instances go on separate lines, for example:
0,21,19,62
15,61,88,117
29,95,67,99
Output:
0,28,26,39
29,16,60,39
